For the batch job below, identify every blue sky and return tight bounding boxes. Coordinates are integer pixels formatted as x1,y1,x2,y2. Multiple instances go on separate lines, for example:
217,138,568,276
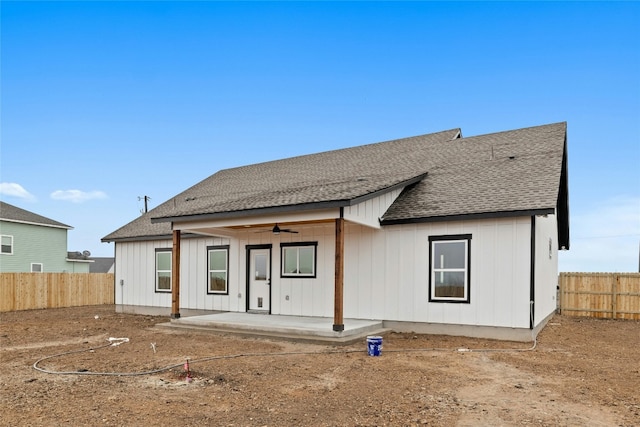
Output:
1,1,639,272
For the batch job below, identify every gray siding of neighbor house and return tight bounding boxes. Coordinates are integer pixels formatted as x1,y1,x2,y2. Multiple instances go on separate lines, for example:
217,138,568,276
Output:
0,221,88,273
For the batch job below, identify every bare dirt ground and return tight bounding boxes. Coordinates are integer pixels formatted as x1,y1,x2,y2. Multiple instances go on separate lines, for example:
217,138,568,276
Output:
1,306,638,426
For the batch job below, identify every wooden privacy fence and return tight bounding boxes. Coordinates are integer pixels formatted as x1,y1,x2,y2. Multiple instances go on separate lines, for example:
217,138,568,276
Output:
0,273,114,312
558,272,640,320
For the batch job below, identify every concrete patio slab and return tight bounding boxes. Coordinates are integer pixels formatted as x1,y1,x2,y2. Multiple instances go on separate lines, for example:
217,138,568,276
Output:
157,312,389,345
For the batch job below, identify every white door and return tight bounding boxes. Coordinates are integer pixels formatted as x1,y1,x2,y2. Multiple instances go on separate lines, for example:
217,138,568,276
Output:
248,248,270,312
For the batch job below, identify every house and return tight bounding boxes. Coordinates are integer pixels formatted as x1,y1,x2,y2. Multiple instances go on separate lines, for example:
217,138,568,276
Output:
0,201,92,273
102,122,569,341
89,257,115,273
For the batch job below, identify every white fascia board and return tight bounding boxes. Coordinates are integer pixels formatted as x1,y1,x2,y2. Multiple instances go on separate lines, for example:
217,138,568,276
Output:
1,218,73,230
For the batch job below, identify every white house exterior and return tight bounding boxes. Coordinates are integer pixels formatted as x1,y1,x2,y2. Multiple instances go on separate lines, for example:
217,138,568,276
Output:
104,122,569,341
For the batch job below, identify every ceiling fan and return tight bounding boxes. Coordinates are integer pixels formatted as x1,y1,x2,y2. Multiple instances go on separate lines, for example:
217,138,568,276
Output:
255,223,298,234
271,223,298,234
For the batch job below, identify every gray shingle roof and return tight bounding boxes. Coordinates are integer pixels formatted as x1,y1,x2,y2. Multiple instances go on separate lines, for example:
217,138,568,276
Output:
152,128,460,220
89,257,115,273
381,122,567,222
103,128,460,241
0,201,72,229
102,211,172,242
103,123,568,243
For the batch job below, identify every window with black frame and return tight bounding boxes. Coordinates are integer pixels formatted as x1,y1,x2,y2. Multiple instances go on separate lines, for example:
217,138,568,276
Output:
155,249,172,292
207,245,229,294
429,235,471,303
281,242,317,278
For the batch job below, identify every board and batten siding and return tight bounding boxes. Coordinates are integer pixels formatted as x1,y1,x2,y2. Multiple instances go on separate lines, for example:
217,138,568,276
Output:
180,236,236,312
115,236,233,311
115,227,336,316
115,215,548,332
116,240,169,309
114,189,407,314
238,224,336,318
343,216,534,329
533,213,560,326
343,188,402,229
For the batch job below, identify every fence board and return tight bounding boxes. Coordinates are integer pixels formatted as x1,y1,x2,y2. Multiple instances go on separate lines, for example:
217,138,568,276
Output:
0,273,114,312
559,272,640,320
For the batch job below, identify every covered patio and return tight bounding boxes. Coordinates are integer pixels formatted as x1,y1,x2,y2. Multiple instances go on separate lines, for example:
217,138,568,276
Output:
158,312,388,345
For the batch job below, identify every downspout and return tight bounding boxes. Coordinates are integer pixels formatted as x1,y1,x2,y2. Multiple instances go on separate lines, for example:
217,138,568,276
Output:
529,216,536,329
113,242,118,306
333,208,345,332
171,228,181,319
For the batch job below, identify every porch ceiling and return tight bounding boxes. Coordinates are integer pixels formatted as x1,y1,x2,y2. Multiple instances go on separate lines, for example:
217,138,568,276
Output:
172,210,341,236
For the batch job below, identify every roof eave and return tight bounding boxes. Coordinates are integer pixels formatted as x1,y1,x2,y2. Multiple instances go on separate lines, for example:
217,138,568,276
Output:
0,218,73,230
380,208,557,226
556,132,570,250
150,200,349,224
101,232,200,244
150,172,428,225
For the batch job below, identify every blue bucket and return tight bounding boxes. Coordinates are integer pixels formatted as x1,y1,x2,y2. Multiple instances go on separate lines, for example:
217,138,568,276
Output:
367,336,383,356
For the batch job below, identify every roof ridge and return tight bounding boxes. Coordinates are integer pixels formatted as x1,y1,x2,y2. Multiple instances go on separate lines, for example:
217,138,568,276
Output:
217,128,462,173
458,122,566,142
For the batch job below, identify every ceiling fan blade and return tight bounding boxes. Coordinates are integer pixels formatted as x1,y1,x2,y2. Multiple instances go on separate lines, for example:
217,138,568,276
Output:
272,224,299,234
250,224,300,234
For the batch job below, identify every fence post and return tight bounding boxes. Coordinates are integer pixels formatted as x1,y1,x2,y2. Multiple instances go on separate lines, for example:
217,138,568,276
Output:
558,274,563,314
613,274,618,319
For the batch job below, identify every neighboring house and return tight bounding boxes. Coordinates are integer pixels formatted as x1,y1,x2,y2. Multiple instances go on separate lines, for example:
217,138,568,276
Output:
0,201,91,273
102,122,569,341
89,257,115,273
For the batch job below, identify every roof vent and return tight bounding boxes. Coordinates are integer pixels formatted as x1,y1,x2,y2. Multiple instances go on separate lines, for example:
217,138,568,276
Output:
508,155,516,160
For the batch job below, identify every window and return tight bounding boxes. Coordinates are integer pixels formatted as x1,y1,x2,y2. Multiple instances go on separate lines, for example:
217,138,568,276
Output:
31,263,43,273
429,235,471,303
207,245,229,294
281,242,317,278
155,249,172,292
1,235,13,254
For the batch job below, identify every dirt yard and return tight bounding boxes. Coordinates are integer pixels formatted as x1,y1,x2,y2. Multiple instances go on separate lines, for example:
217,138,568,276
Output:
1,306,638,426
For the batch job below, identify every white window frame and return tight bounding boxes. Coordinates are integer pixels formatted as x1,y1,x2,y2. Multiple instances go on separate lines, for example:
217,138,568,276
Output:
155,249,172,293
31,263,43,273
1,235,13,255
207,245,229,294
429,234,471,303
280,242,317,278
